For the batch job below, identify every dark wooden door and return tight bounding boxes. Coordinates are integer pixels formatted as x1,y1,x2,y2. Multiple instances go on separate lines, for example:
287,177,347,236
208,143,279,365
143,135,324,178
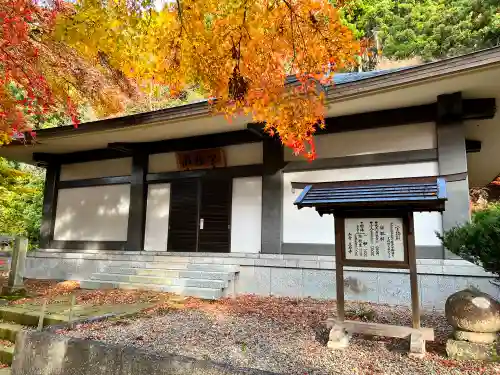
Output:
167,177,232,253
167,179,200,252
198,178,232,253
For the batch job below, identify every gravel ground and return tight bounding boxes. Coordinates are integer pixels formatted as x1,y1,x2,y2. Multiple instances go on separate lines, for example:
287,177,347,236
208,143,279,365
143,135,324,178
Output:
62,296,499,375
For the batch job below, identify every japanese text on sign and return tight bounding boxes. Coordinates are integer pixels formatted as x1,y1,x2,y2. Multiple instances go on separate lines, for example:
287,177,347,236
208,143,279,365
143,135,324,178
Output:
344,218,405,262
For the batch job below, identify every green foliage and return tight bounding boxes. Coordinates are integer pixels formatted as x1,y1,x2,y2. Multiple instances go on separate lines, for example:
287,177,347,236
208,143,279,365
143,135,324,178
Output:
0,158,44,249
438,203,500,281
340,0,500,61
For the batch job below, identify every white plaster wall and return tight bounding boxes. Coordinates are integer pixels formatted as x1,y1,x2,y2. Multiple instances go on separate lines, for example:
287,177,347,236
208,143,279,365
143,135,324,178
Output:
144,184,171,251
148,153,178,173
283,162,442,245
225,143,263,166
54,185,130,241
148,143,263,173
59,158,132,181
284,123,436,161
230,177,262,253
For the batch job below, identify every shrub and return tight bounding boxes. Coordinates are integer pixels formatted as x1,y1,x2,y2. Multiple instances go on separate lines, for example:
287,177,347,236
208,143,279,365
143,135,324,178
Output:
438,203,500,281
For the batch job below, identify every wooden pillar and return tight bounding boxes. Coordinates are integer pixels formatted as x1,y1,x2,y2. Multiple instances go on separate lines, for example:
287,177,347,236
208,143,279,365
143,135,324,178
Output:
261,137,284,254
334,215,345,321
125,151,148,251
407,212,420,329
40,163,60,249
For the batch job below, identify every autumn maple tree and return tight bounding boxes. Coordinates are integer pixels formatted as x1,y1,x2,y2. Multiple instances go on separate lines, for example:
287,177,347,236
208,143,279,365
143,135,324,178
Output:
0,0,138,144
2,0,359,159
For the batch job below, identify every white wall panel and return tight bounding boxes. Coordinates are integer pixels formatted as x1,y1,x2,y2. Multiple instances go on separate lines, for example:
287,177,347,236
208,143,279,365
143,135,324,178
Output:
148,143,263,173
60,158,132,181
231,177,262,253
148,153,178,174
283,162,441,245
144,184,171,251
225,143,263,166
54,185,130,241
285,123,436,161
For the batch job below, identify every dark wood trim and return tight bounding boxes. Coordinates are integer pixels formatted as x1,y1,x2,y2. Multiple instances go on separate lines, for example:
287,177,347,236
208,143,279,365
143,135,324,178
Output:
34,149,133,165
109,129,263,154
334,215,345,321
248,98,495,136
40,163,60,248
48,241,126,250
30,97,493,166
465,139,481,153
284,149,437,173
147,164,264,184
126,152,148,251
58,176,130,189
261,138,285,254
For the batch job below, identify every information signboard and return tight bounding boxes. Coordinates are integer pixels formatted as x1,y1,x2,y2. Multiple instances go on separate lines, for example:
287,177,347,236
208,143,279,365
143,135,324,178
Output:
344,218,405,262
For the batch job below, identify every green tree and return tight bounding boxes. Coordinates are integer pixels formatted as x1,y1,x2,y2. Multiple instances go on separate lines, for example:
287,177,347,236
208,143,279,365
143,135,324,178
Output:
0,158,44,249
439,203,500,282
341,0,500,62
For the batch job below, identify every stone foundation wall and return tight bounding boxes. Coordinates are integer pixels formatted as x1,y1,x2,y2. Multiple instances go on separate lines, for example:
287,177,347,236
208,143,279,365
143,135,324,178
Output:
25,251,499,310
12,330,277,375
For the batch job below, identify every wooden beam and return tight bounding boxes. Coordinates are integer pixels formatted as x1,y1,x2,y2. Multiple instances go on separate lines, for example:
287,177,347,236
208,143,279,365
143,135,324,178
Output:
465,139,482,153
147,164,264,183
125,152,148,251
334,215,345,321
110,129,263,154
40,163,60,248
48,241,126,251
57,176,130,189
328,319,434,341
247,98,495,135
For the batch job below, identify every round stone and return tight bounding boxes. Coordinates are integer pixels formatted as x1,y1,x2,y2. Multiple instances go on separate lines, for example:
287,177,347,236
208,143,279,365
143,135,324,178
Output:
445,289,500,333
454,329,497,343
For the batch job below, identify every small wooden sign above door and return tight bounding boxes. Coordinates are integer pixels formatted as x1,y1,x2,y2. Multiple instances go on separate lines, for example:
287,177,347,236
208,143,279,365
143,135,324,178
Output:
176,148,226,171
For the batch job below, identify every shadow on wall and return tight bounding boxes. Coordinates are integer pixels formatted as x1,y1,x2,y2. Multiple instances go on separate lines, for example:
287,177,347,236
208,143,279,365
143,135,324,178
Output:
53,185,131,242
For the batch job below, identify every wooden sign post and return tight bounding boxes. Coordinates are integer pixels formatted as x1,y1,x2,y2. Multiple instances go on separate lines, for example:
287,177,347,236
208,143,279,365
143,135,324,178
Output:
293,177,447,358
332,211,431,357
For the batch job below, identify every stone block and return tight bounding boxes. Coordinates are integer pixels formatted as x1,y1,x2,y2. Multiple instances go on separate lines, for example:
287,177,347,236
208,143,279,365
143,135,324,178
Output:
236,267,270,296
270,268,303,297
327,322,349,351
297,260,320,269
420,275,456,310
446,339,498,361
409,332,426,359
377,273,412,306
262,259,287,267
302,270,335,299
319,261,335,270
454,330,497,344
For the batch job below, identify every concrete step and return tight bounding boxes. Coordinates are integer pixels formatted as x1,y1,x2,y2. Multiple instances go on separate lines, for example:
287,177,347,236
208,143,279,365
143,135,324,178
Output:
0,367,10,375
89,273,228,289
0,307,66,327
0,323,23,343
104,262,240,272
0,345,14,365
99,268,235,281
80,280,223,300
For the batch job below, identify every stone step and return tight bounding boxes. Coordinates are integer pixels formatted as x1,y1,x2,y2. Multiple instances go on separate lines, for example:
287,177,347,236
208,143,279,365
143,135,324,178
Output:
89,273,228,289
79,280,223,300
0,323,23,343
0,367,10,375
103,262,239,272
99,268,235,281
0,307,66,327
0,345,14,365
